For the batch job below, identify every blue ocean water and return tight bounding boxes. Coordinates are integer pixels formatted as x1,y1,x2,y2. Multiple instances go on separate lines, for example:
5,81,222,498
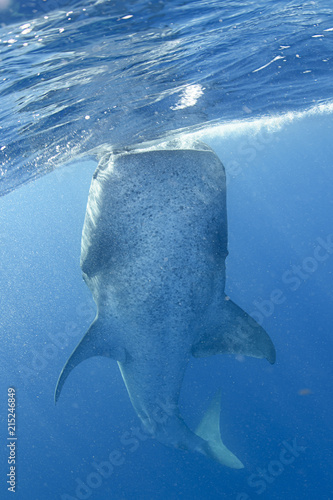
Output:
0,1,332,499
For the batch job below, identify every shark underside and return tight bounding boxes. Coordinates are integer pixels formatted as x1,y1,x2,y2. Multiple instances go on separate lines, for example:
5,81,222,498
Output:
55,142,275,468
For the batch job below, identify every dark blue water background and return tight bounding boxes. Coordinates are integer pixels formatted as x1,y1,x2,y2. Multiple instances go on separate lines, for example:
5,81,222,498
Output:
0,1,332,499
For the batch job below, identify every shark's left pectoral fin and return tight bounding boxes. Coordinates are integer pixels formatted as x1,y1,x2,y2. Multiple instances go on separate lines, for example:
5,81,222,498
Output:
55,317,126,404
192,298,276,364
195,391,244,469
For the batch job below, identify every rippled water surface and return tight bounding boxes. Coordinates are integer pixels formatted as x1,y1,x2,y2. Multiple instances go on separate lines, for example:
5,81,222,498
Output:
0,0,332,194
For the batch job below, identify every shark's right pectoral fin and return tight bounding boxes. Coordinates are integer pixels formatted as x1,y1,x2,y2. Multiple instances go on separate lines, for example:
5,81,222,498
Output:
195,391,244,469
192,297,276,364
55,318,126,404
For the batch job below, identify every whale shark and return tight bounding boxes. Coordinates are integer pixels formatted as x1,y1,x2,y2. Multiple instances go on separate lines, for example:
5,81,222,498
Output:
55,141,275,468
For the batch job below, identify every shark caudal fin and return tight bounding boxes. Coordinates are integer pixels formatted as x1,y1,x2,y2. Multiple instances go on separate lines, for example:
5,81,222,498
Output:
54,318,126,404
192,297,276,364
195,391,244,469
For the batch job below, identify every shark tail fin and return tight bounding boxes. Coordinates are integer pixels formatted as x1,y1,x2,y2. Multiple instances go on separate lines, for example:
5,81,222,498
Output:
55,318,126,404
195,391,244,469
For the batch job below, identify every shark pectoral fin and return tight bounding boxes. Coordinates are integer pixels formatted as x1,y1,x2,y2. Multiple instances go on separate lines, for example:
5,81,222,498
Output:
195,391,244,469
55,318,126,404
192,298,276,364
